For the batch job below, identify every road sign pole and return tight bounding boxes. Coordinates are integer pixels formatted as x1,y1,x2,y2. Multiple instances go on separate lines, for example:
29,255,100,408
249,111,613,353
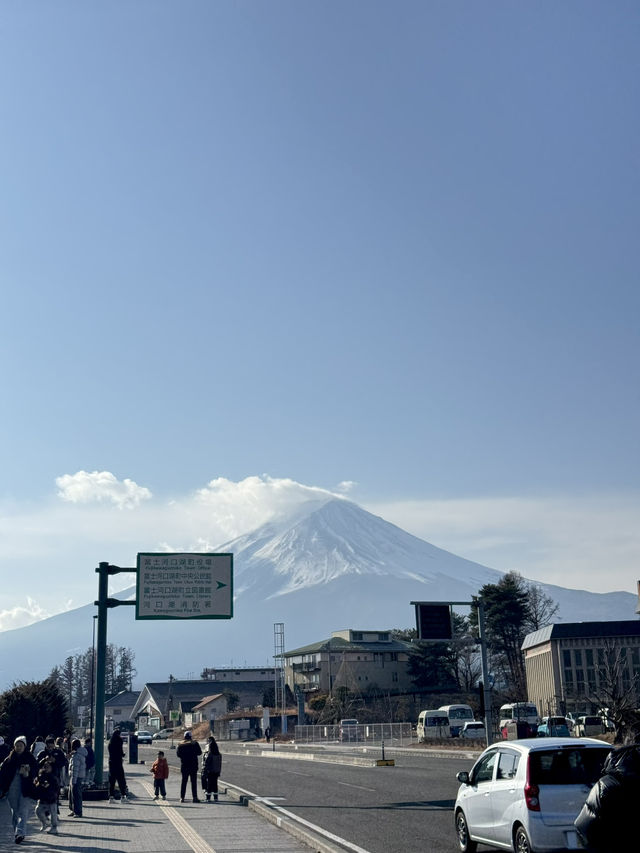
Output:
94,562,109,785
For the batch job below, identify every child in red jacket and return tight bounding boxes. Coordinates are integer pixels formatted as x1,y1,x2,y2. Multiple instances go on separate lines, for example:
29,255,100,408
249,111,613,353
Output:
150,751,169,800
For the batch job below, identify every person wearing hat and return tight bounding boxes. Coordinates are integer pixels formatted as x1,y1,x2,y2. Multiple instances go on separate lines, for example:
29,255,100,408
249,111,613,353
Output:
176,731,202,803
0,735,39,843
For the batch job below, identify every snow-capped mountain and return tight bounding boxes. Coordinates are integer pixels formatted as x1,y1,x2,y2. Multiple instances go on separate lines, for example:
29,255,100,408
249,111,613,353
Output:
0,498,635,690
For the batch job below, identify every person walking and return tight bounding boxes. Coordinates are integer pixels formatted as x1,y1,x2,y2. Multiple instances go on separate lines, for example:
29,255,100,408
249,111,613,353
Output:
33,759,60,834
67,738,87,818
202,736,222,802
176,731,202,802
575,742,640,852
83,737,95,786
38,736,68,820
0,735,39,844
150,750,169,800
108,729,129,802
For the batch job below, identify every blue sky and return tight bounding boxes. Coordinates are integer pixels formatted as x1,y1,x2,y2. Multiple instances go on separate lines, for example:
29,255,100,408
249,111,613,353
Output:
1,1,638,627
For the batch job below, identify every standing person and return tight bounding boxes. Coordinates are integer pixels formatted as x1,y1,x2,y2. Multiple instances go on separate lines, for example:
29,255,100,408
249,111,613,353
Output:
38,736,68,818
150,750,169,800
67,738,87,818
83,737,95,786
0,735,39,844
176,731,202,803
33,759,60,834
0,736,10,764
575,742,640,852
108,729,128,802
202,736,222,802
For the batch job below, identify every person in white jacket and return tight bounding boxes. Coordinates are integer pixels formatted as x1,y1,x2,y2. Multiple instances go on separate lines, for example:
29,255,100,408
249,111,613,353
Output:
67,739,87,818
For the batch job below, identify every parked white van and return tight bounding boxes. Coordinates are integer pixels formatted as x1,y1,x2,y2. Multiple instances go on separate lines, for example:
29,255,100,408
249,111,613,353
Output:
417,710,450,741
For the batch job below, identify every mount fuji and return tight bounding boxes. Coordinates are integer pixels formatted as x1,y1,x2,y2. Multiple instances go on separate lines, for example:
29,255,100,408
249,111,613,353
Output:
0,498,635,690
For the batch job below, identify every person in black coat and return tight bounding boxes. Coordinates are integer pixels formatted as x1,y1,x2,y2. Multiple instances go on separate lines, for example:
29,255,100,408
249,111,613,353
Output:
202,736,222,802
0,735,39,843
107,730,129,802
176,731,202,802
575,742,640,852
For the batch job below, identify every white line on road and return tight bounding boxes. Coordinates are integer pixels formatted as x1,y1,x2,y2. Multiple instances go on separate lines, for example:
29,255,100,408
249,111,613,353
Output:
335,780,377,792
224,779,373,853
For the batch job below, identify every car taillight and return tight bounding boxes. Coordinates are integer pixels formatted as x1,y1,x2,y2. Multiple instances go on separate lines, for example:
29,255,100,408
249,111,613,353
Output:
524,781,540,811
524,756,540,811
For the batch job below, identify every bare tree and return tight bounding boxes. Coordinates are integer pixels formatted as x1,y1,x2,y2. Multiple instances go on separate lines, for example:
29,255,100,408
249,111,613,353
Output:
524,583,559,632
585,641,640,743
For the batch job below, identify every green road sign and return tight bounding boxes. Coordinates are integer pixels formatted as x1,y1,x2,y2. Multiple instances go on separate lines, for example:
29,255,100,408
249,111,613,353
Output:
136,552,233,620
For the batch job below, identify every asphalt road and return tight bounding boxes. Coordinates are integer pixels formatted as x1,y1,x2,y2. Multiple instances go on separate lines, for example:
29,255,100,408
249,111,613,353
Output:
145,744,476,853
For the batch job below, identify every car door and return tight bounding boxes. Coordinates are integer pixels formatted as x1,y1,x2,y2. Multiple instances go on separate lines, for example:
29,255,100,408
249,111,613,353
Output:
458,749,499,842
490,748,522,846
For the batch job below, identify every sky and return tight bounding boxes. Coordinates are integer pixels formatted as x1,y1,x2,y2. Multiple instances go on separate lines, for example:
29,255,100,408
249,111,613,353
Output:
1,1,638,631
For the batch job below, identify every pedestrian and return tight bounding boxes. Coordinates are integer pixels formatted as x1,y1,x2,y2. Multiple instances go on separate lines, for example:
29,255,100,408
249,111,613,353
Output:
68,738,87,818
30,736,46,759
0,736,10,764
108,729,129,802
575,742,640,852
0,735,39,844
150,750,169,800
38,736,68,817
83,737,95,785
264,726,271,743
202,735,222,802
33,759,60,834
176,731,202,803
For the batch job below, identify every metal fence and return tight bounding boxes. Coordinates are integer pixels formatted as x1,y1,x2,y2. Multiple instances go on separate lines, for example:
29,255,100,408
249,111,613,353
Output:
294,722,416,747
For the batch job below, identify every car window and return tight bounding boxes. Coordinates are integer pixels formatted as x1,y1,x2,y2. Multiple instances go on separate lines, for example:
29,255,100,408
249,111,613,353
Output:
473,750,497,784
529,747,610,785
497,750,520,780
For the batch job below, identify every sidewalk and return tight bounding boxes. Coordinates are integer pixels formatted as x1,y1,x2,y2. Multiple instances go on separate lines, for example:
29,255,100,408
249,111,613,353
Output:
0,763,343,853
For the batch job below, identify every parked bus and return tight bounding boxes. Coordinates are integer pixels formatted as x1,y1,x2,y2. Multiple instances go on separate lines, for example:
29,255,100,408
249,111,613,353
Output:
438,704,474,737
416,710,450,741
499,702,540,736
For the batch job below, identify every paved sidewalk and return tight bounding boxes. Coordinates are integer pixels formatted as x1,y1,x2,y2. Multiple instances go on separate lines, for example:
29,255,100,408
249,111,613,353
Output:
0,764,336,853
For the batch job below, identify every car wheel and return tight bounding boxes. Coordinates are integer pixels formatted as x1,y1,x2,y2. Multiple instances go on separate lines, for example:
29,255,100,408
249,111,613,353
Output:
455,809,477,853
514,825,533,853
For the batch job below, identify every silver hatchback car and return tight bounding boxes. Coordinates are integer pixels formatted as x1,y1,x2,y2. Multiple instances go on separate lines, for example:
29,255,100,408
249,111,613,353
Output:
454,737,610,853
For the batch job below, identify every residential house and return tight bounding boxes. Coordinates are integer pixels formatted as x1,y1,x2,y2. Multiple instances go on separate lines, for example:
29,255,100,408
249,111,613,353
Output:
104,690,140,735
283,629,414,696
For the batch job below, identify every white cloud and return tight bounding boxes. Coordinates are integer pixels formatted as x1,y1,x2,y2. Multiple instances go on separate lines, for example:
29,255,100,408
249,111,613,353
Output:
1,475,639,629
336,480,357,494
365,493,640,595
0,598,55,631
56,470,152,509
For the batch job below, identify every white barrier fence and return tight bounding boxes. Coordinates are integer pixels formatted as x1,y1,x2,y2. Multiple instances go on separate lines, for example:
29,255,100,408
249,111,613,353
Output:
294,722,416,746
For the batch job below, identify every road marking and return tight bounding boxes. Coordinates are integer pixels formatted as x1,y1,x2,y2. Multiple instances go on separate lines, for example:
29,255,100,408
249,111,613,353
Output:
140,781,216,853
285,770,313,777
225,779,373,853
335,780,377,792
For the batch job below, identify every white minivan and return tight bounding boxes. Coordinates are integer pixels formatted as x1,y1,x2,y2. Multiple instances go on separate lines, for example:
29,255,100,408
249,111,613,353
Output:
416,710,450,741
454,737,610,853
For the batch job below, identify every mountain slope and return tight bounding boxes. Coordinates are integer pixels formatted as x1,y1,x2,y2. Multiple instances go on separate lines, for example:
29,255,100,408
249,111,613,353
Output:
0,498,635,689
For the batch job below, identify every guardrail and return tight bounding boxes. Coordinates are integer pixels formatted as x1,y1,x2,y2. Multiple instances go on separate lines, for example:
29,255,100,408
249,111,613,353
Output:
294,722,415,746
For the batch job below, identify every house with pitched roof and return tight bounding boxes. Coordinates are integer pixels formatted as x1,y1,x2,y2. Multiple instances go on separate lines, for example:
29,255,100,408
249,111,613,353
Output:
283,628,414,695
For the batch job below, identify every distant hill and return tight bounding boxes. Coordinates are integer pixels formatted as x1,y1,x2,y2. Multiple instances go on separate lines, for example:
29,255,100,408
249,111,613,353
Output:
1,498,635,690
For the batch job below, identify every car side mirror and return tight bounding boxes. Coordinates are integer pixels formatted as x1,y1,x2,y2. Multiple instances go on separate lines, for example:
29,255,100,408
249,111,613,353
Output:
457,771,470,784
